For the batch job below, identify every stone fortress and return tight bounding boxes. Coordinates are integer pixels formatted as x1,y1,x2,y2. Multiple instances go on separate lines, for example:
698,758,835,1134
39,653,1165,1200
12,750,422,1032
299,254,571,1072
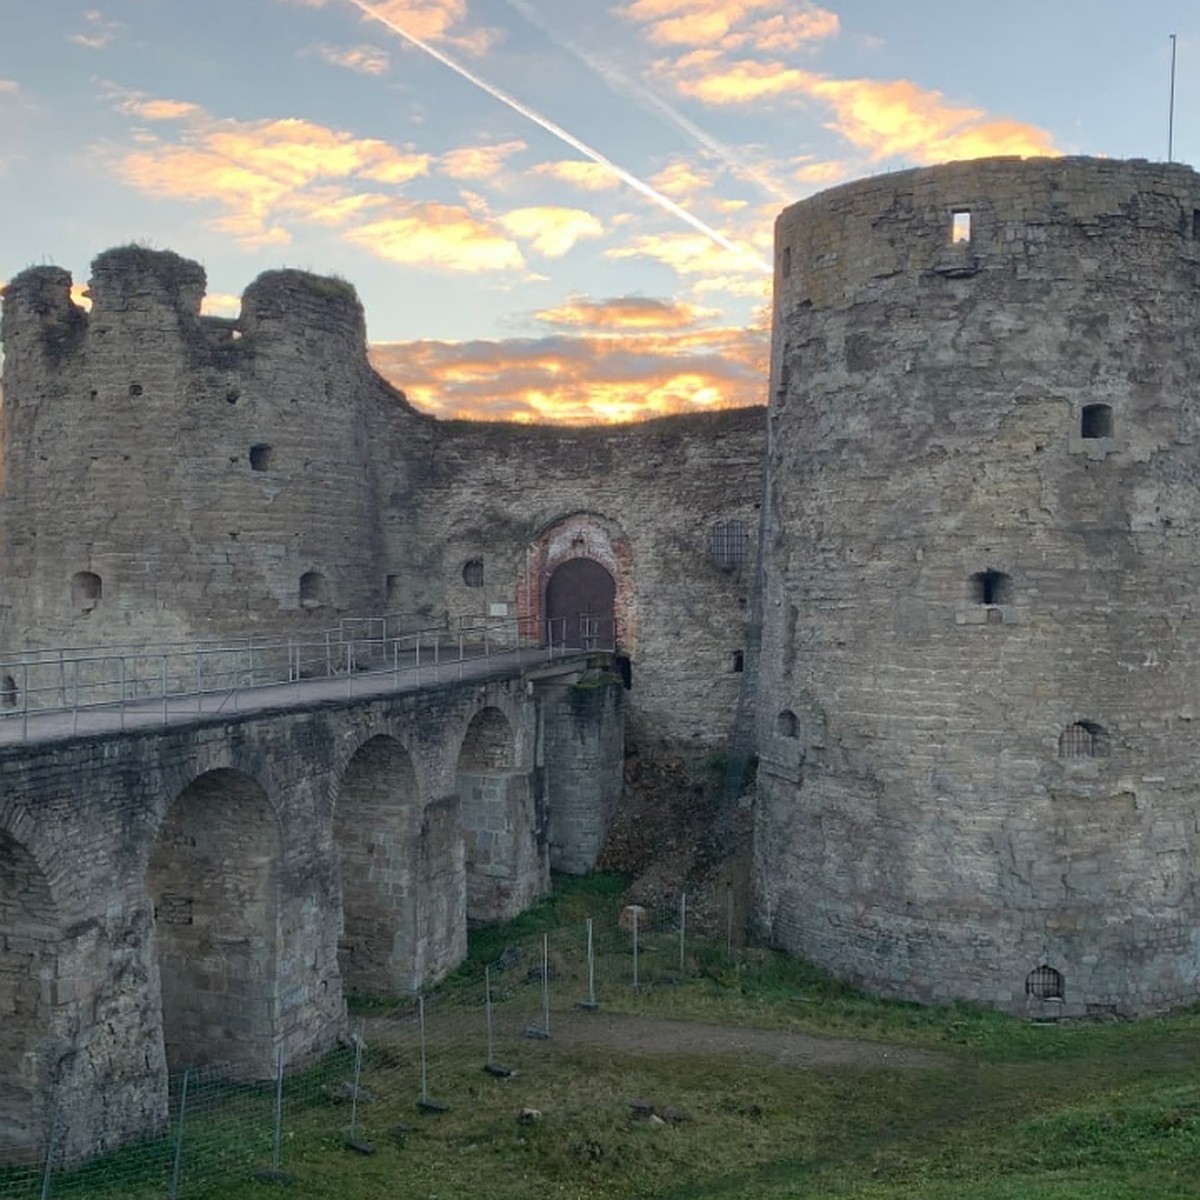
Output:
2,154,1200,1159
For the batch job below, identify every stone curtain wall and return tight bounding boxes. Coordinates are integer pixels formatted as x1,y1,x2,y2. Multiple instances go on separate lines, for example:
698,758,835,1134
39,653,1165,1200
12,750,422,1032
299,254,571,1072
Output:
382,411,764,747
756,156,1200,1016
1,250,762,752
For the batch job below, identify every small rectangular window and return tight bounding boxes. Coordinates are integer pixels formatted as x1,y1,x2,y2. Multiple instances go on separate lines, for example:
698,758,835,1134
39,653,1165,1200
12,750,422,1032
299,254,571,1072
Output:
1193,209,1200,239
951,210,972,244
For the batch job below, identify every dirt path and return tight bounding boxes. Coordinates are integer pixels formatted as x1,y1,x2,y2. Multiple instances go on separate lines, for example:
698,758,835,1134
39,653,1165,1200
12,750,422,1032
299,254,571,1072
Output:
536,1011,948,1071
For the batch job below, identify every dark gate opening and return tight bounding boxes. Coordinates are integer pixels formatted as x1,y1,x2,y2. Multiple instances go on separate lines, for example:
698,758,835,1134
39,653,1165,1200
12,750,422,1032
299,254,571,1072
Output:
546,558,615,650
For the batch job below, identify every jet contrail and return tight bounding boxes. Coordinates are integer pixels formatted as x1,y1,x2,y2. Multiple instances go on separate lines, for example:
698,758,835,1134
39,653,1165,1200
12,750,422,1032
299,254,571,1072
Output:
346,0,772,274
501,0,793,205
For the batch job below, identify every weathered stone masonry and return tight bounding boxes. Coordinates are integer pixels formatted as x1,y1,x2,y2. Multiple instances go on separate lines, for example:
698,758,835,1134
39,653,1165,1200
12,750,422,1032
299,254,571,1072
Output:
756,156,1200,1018
0,661,613,1164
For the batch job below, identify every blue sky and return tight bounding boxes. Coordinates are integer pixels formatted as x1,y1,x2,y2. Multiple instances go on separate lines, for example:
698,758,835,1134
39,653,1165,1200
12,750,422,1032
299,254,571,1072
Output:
0,0,1196,421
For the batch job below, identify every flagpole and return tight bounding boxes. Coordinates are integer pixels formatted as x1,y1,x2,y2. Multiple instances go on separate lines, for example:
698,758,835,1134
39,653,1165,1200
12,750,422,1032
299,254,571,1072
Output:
1168,33,1177,163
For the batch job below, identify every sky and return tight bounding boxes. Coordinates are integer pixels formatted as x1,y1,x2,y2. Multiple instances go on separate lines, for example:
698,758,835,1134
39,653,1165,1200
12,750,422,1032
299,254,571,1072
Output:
0,1,1196,424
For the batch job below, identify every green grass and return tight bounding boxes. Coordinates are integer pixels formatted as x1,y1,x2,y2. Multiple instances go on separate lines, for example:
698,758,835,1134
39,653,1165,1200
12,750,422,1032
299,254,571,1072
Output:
29,877,1200,1200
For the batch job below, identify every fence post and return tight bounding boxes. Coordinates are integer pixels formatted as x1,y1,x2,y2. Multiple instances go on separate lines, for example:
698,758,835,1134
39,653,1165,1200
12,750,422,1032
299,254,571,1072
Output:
196,650,202,714
169,1068,190,1200
39,1104,60,1200
161,654,168,725
325,631,332,678
71,659,79,737
541,933,551,1036
272,1045,285,1175
119,655,126,730
632,906,640,990
346,639,353,699
21,661,29,741
726,884,734,959
679,892,687,974
485,966,495,1066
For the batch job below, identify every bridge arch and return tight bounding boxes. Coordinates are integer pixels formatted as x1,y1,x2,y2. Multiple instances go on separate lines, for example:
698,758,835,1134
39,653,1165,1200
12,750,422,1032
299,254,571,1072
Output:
334,734,421,998
0,827,59,1163
456,706,542,923
146,768,280,1076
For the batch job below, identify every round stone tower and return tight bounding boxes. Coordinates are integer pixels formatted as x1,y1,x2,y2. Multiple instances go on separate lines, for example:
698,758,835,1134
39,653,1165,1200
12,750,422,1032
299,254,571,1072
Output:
755,156,1200,1016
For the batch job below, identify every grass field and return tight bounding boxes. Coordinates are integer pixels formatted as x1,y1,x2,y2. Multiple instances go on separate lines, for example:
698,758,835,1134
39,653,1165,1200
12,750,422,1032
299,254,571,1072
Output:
11,875,1200,1200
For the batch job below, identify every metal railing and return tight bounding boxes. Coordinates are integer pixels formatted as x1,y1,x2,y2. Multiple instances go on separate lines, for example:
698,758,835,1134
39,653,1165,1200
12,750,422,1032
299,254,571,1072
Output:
0,615,603,740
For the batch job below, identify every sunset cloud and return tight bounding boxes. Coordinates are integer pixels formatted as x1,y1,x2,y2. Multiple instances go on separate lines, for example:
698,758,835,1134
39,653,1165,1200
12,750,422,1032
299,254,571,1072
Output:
498,207,604,257
111,100,435,248
607,230,765,279
309,43,392,75
534,295,716,332
808,76,1060,162
69,9,121,50
529,159,621,192
440,139,526,180
668,55,1059,163
0,81,19,96
615,1,838,53
357,0,496,56
345,202,525,271
367,319,767,423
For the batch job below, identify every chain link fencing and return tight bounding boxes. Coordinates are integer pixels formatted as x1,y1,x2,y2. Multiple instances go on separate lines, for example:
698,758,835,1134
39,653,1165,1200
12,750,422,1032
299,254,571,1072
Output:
0,889,746,1199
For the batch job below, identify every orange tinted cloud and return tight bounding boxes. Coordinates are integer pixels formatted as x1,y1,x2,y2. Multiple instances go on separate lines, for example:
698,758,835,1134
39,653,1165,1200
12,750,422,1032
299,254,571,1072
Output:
363,0,495,55
367,318,767,423
346,202,524,271
440,139,526,180
607,230,766,280
534,296,716,331
498,207,604,257
670,56,1059,162
529,159,621,192
616,0,838,52
808,76,1059,162
111,101,436,248
310,43,391,74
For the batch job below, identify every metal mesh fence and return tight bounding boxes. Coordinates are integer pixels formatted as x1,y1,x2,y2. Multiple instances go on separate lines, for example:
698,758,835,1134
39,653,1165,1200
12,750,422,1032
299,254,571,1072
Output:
0,892,744,1198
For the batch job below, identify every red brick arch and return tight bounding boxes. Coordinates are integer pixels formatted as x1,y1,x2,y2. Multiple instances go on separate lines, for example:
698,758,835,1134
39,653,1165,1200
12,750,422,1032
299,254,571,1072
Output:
516,513,634,653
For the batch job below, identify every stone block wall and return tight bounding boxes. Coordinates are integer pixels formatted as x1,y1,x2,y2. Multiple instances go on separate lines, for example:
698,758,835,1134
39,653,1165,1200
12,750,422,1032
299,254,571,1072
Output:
0,250,763,756
756,156,1200,1015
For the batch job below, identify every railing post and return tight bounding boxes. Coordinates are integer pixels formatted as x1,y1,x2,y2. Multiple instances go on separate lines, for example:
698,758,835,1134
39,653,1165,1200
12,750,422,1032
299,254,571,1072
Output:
415,631,421,673
21,661,29,741
119,654,126,730
72,658,79,736
346,639,353,699
196,650,202,714
393,637,399,685
162,654,168,725
325,631,332,678
248,639,256,688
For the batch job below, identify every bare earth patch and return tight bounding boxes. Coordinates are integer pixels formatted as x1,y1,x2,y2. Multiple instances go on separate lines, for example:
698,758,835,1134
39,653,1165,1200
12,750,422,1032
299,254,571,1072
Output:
544,1011,948,1071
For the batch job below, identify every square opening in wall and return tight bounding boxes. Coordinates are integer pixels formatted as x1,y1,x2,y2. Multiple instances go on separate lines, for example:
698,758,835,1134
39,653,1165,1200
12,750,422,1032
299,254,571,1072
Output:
1080,404,1113,440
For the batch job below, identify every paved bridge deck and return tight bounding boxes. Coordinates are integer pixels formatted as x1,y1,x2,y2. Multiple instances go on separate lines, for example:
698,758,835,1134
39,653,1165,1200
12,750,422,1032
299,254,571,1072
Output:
0,645,596,747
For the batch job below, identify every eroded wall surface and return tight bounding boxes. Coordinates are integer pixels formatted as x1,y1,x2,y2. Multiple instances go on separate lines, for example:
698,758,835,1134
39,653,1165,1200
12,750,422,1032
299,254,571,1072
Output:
0,249,763,750
0,664,607,1164
757,156,1200,1015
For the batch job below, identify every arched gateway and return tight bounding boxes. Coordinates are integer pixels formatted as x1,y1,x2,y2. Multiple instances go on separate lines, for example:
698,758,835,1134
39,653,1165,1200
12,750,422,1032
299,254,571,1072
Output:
546,558,615,649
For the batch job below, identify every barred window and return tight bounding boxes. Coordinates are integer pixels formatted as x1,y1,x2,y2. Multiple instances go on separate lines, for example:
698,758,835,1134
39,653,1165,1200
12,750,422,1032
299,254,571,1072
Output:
1058,721,1109,759
462,558,484,588
1025,965,1063,1000
709,520,749,570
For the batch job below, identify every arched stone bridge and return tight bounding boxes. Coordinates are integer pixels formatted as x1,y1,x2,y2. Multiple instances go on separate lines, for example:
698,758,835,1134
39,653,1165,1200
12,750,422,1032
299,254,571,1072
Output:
0,652,622,1165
